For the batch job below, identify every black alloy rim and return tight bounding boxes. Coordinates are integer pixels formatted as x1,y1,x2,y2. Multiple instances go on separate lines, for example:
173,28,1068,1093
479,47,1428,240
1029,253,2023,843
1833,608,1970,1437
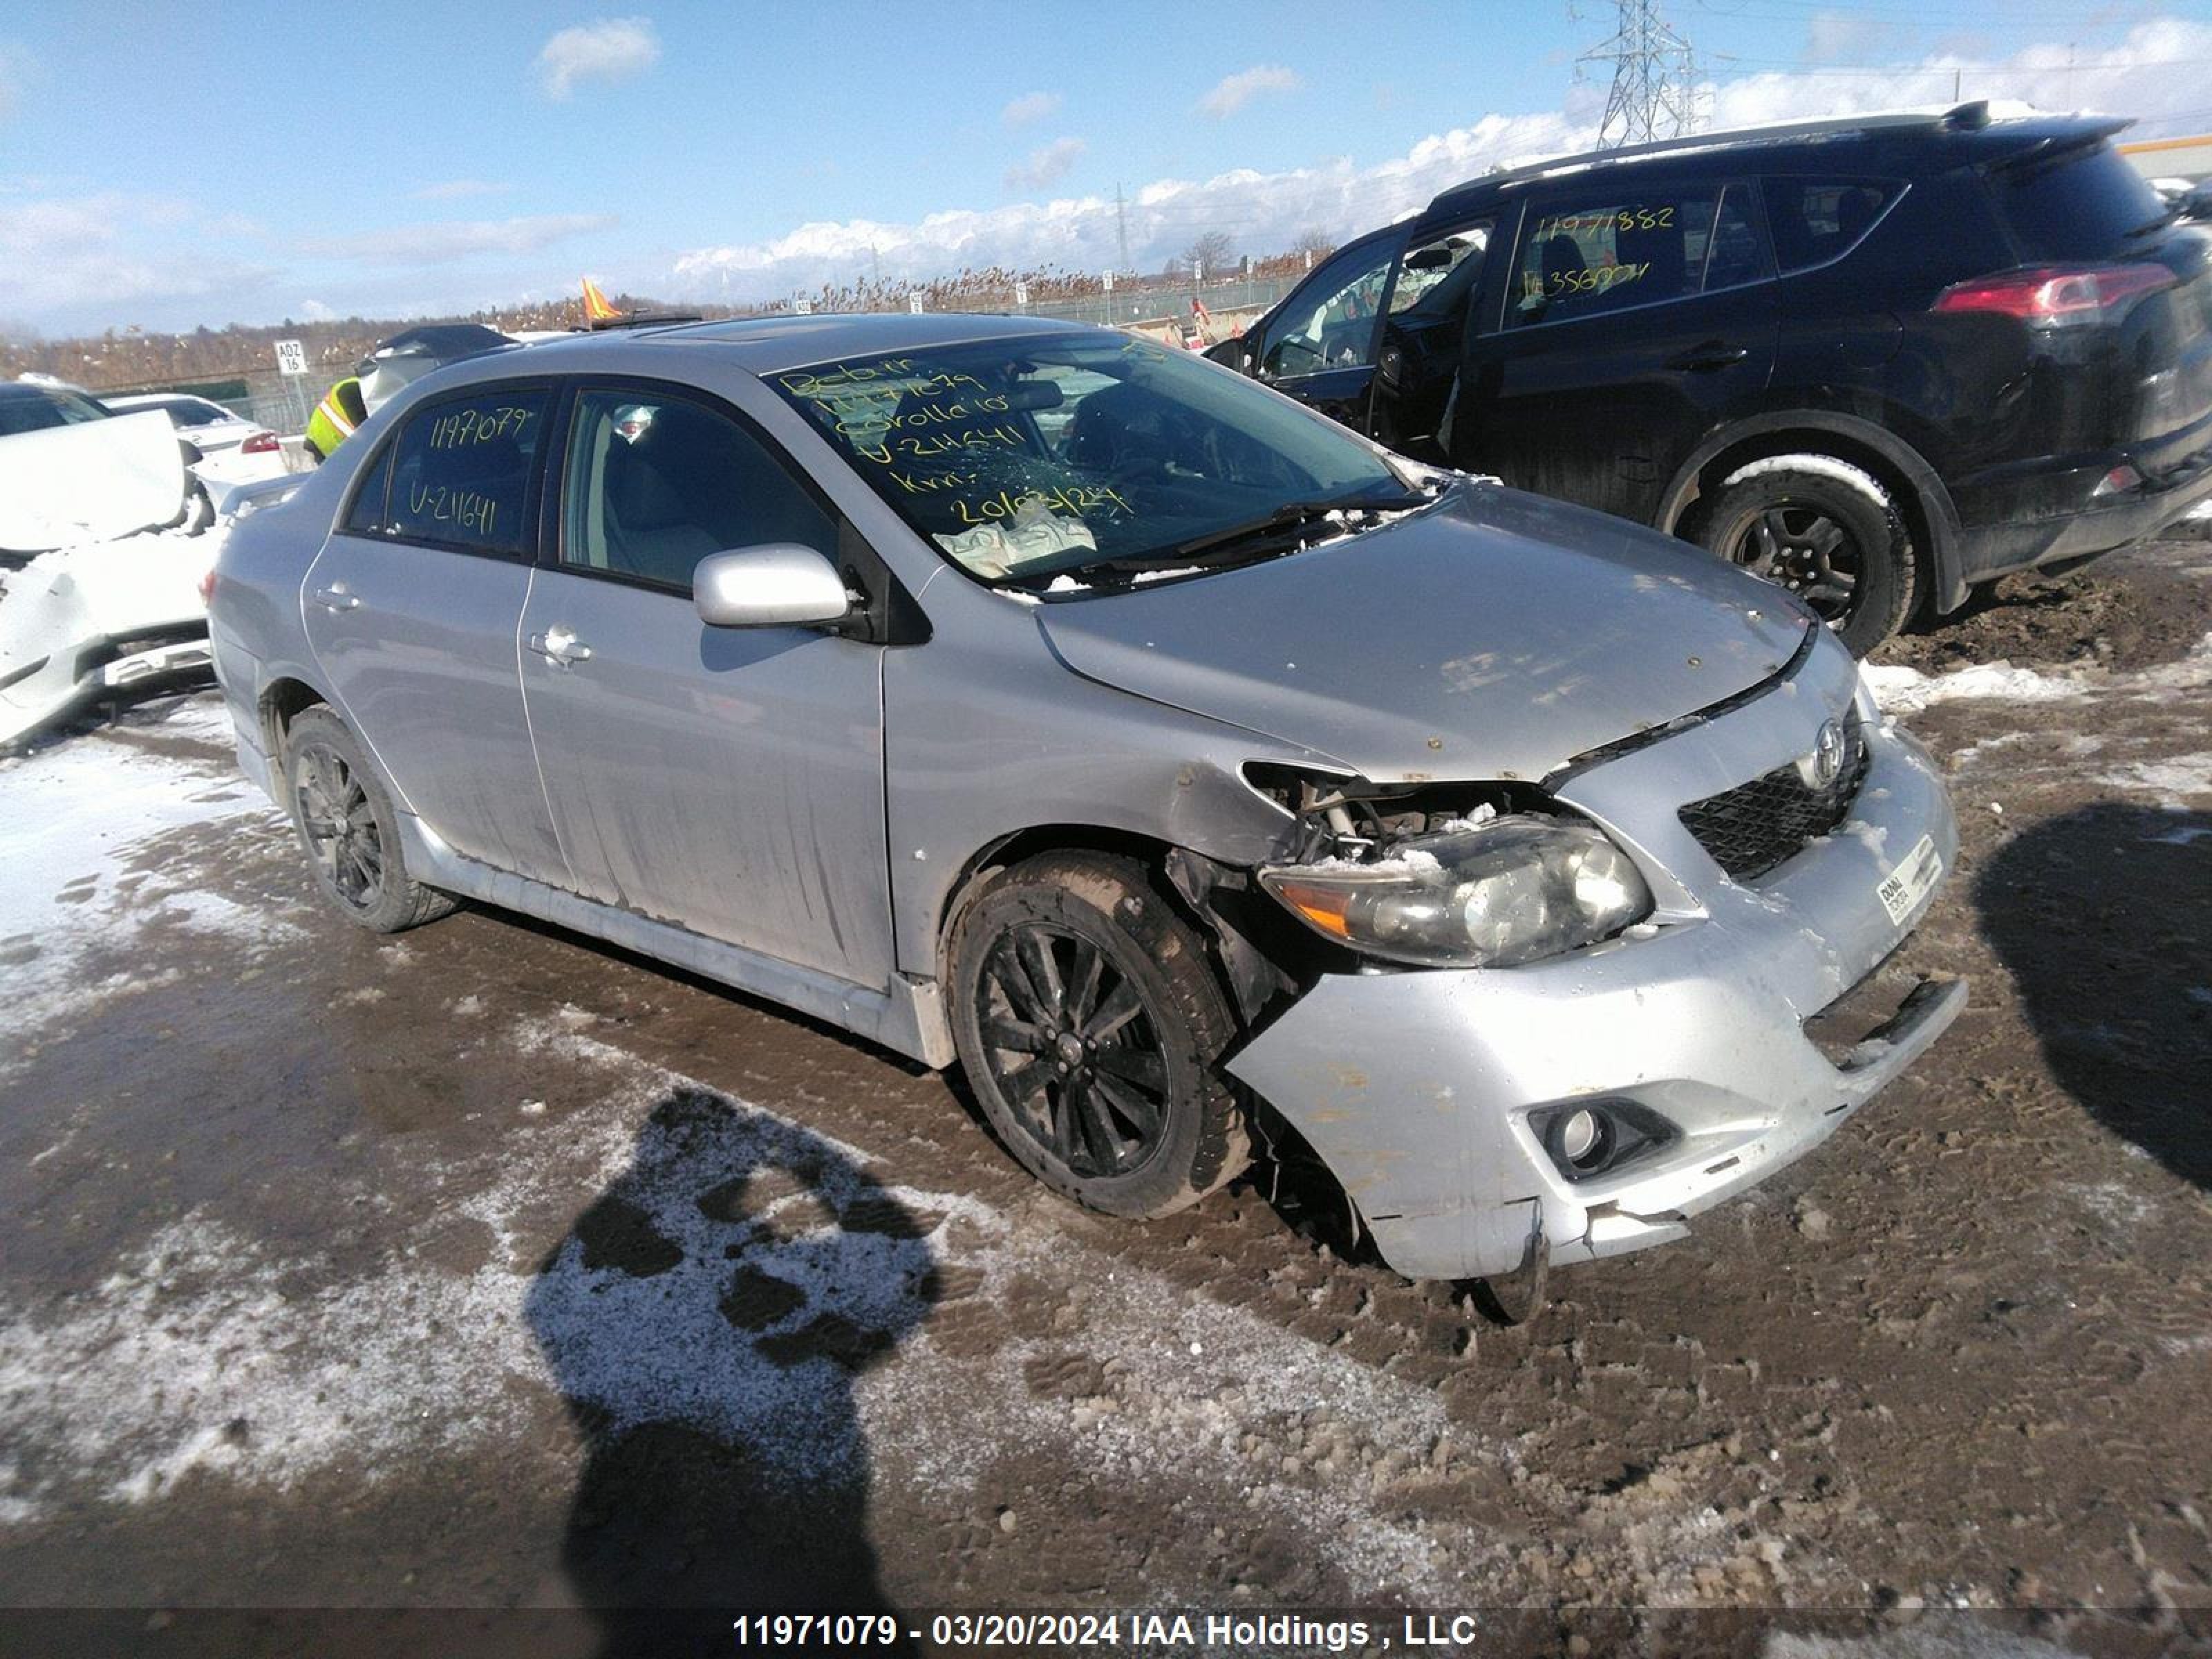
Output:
294,743,385,910
976,923,1170,1178
1730,503,1860,623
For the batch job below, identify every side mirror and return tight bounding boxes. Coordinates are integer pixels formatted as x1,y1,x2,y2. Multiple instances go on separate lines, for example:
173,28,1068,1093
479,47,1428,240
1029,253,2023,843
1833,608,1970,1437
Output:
693,543,850,628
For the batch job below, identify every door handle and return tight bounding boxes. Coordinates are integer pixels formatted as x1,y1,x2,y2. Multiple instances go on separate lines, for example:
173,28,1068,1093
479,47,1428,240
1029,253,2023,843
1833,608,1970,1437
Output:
527,627,593,666
1665,342,1750,373
310,584,359,612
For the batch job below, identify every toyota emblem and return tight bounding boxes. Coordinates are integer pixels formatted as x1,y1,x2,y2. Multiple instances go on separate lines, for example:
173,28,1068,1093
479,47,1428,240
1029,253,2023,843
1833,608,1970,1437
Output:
1810,719,1846,789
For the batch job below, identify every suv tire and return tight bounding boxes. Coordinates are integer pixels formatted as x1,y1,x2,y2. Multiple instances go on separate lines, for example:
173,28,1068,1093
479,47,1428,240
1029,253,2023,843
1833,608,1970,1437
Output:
948,852,1251,1219
1696,462,1916,655
283,707,457,934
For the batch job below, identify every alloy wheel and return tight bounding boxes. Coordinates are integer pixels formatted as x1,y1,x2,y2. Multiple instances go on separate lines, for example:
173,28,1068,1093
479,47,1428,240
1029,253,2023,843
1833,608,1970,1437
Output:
294,742,385,911
1730,504,1860,623
975,923,1170,1179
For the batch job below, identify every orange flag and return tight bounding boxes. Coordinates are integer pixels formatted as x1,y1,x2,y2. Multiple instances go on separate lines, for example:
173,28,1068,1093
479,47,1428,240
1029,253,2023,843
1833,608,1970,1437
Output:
581,277,621,325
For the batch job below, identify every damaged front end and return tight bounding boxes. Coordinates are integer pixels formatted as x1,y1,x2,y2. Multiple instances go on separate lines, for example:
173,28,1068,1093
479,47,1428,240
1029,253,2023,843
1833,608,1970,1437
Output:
1215,694,1965,1288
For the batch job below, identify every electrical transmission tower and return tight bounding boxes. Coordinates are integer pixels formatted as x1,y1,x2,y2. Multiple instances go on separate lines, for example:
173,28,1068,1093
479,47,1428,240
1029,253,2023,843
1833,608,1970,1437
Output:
1576,0,1704,149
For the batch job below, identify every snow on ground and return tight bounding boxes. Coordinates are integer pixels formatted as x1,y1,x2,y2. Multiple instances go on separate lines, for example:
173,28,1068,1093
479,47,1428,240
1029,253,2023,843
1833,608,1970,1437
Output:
1862,659,2088,715
0,995,1483,1600
0,713,288,1059
0,694,1488,1601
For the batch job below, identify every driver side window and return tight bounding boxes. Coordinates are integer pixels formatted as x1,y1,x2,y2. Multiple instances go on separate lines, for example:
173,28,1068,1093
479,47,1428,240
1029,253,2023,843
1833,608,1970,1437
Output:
560,388,834,592
1259,234,1403,380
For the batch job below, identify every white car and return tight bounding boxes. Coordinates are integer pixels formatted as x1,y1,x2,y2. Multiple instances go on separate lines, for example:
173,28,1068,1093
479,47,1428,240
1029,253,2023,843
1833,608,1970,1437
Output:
0,382,191,556
100,392,271,455
99,391,292,512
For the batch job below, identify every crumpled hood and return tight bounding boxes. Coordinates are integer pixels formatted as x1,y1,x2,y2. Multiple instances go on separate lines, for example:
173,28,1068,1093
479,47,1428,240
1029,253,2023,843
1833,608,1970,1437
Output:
1035,485,1810,783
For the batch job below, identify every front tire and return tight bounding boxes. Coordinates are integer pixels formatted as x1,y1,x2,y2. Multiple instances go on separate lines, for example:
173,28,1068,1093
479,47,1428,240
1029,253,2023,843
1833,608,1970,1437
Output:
1696,463,1916,656
948,853,1250,1219
283,707,456,933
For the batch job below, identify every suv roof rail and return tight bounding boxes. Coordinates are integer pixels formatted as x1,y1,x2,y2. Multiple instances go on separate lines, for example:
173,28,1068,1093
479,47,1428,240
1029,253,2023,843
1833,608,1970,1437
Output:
1430,103,2052,208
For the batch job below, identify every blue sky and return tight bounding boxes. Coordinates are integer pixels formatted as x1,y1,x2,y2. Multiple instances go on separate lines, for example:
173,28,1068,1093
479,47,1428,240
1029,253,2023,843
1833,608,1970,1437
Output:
6,0,2212,334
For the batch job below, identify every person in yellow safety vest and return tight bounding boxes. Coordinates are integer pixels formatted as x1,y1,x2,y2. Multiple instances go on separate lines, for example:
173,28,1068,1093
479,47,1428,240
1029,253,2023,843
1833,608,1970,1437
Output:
303,376,366,464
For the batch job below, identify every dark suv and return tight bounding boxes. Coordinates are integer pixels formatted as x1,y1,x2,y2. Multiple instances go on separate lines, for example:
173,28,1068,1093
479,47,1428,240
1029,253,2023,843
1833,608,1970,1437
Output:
1212,104,2212,651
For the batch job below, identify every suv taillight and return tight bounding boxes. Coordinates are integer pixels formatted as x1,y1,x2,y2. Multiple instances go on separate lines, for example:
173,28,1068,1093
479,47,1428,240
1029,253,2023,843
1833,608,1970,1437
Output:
241,429,280,454
1933,263,2177,324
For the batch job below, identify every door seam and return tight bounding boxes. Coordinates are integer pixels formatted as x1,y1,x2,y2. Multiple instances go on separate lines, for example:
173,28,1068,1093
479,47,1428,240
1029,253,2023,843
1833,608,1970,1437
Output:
514,565,585,894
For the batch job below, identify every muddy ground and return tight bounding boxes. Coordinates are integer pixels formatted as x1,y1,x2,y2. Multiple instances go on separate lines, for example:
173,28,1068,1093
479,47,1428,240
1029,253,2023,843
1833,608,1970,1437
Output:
1,543,2209,1658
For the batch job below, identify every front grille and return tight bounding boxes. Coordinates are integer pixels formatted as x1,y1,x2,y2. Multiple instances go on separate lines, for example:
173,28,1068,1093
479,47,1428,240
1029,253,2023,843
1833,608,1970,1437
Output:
1679,712,1869,881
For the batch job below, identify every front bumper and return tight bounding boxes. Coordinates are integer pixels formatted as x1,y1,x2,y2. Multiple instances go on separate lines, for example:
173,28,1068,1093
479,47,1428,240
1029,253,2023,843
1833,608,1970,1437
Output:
1228,658,1964,1283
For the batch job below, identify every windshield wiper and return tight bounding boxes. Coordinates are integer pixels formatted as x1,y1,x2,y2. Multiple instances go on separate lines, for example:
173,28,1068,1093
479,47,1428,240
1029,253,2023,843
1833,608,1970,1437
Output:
1089,487,1427,577
2125,206,2183,240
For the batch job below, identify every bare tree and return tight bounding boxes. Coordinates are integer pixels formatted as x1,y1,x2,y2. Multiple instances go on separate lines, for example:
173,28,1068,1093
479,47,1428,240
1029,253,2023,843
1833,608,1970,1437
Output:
1288,227,1336,263
1182,230,1235,279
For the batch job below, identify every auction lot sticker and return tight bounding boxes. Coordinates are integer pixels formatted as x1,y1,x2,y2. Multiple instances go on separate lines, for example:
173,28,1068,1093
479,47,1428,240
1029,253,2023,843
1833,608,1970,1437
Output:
1877,833,1942,925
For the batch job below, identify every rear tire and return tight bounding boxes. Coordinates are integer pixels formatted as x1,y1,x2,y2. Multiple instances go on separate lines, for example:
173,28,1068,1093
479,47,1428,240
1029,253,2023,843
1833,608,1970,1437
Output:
948,852,1250,1219
283,707,456,933
1696,463,1916,656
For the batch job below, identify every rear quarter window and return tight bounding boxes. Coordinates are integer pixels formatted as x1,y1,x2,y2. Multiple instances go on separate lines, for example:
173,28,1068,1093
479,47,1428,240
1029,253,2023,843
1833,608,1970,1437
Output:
1763,178,1904,273
1992,143,2165,261
381,387,549,554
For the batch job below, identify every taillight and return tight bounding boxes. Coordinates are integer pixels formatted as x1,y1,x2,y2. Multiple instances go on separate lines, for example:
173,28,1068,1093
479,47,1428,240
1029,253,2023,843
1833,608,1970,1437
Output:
197,568,217,607
1933,263,2177,324
241,429,280,454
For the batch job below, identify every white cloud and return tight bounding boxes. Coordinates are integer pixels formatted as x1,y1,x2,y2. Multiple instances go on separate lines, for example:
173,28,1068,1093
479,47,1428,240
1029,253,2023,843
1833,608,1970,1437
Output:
299,299,335,321
412,179,508,202
1004,137,1086,194
0,193,276,322
301,214,617,266
1710,17,2212,129
1198,64,1301,120
534,17,660,100
1001,91,1061,129
673,17,2212,308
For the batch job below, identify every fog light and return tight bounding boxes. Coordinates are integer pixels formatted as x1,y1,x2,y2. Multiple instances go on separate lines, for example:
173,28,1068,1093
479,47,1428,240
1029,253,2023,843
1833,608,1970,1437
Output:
1530,1098,1676,1183
1552,1107,1613,1172
2092,463,2143,498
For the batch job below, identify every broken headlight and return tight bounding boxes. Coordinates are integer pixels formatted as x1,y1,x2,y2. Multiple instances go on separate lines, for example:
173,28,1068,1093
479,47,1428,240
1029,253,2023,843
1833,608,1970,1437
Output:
1257,816,1651,969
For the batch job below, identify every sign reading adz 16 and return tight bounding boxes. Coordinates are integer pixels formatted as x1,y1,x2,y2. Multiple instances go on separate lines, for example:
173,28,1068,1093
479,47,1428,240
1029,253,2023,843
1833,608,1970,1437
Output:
275,339,308,377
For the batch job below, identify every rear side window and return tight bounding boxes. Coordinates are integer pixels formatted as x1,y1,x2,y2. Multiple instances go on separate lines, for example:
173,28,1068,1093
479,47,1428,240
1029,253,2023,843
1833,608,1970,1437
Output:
1763,178,1904,273
381,387,549,554
1992,143,2166,261
1508,184,1767,327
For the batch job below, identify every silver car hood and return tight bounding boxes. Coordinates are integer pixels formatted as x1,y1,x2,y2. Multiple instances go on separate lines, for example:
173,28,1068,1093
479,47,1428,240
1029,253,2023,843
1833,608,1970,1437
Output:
1035,486,1810,783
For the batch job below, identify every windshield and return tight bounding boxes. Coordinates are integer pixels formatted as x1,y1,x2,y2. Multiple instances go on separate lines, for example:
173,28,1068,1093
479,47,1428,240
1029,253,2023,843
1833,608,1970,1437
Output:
769,331,1407,585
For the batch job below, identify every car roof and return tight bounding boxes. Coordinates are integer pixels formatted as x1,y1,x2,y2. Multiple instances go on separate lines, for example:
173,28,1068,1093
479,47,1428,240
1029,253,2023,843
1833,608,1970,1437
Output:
494,310,1092,378
1416,106,2130,225
104,392,223,409
0,381,82,402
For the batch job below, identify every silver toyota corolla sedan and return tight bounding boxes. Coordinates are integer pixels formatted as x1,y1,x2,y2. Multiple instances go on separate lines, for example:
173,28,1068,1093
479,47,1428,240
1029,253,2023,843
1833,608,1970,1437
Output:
207,313,1964,1291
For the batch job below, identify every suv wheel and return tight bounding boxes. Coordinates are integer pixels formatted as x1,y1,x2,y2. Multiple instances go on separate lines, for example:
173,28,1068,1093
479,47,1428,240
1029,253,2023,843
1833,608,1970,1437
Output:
948,852,1250,1219
283,707,456,933
1696,462,1917,655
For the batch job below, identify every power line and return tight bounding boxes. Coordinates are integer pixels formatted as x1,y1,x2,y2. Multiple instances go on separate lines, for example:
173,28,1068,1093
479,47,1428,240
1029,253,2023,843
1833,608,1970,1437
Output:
1577,0,1707,148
